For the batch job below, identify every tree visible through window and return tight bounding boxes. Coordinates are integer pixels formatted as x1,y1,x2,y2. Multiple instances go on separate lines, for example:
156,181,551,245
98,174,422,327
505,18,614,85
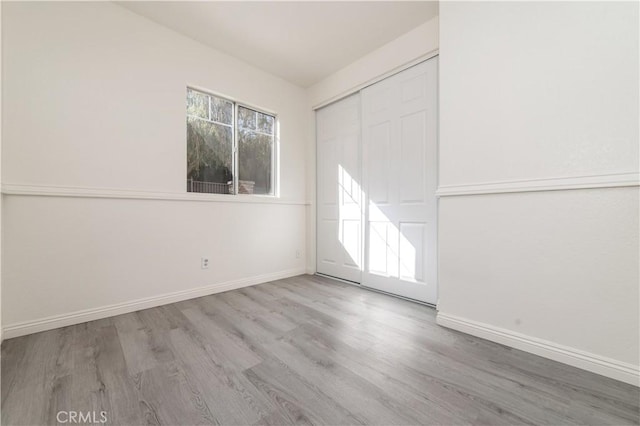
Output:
238,106,275,195
186,88,276,196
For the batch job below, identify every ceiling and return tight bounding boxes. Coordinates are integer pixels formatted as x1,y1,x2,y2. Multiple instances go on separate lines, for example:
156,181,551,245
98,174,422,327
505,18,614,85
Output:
116,1,439,87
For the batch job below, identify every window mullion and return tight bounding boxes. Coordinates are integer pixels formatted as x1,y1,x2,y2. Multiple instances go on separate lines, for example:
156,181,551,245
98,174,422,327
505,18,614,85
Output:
233,103,239,195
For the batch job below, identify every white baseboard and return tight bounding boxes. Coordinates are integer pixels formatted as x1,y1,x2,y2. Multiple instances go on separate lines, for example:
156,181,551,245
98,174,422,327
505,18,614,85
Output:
2,268,306,340
437,312,640,387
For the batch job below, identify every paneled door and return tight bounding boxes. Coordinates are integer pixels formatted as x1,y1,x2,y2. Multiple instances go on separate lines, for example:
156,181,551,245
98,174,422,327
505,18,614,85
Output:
316,94,363,283
361,58,438,304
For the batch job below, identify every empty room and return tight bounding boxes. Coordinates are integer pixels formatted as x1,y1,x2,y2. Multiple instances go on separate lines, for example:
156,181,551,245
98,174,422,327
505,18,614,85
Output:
1,1,638,425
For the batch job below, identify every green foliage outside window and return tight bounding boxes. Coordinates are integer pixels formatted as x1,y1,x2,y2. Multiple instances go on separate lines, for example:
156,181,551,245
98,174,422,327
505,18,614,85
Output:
186,88,275,195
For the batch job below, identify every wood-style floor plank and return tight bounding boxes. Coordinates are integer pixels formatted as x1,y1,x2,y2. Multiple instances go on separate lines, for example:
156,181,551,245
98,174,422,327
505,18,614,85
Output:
2,275,639,425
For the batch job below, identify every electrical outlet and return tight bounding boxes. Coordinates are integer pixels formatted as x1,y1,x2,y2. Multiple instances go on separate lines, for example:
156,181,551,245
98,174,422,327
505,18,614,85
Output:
201,257,210,269
295,249,301,259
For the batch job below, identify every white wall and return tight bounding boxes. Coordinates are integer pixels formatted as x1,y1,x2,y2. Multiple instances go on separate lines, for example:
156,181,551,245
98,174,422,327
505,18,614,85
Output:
1,2,309,337
308,16,439,108
438,1,639,385
305,16,439,274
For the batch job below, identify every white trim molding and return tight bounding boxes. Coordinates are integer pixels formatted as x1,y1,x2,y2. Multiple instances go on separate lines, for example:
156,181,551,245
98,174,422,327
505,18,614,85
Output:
2,268,306,340
437,312,640,387
436,172,640,197
312,49,439,111
1,183,309,205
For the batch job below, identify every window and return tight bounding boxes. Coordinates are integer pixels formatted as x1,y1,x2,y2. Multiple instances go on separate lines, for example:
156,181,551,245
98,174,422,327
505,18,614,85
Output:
186,88,276,196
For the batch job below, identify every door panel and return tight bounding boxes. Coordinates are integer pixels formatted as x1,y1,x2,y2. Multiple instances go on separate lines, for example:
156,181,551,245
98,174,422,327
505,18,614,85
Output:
316,94,362,283
368,122,391,204
362,58,438,304
400,112,426,203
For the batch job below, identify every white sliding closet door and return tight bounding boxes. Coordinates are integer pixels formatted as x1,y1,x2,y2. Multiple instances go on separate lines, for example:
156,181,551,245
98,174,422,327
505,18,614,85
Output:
316,94,363,283
362,58,438,304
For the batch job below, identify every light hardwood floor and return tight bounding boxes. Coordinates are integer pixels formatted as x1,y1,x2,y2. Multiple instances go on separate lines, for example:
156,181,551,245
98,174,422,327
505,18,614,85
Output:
2,275,639,425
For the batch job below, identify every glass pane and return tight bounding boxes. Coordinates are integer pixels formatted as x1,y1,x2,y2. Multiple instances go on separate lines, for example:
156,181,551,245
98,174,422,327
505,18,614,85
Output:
211,97,233,125
186,88,209,120
238,108,275,195
186,116,233,194
257,112,274,135
238,106,256,130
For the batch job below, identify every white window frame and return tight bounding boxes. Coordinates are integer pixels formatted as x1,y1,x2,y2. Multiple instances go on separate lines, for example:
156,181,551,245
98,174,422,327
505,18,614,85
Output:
187,86,278,197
